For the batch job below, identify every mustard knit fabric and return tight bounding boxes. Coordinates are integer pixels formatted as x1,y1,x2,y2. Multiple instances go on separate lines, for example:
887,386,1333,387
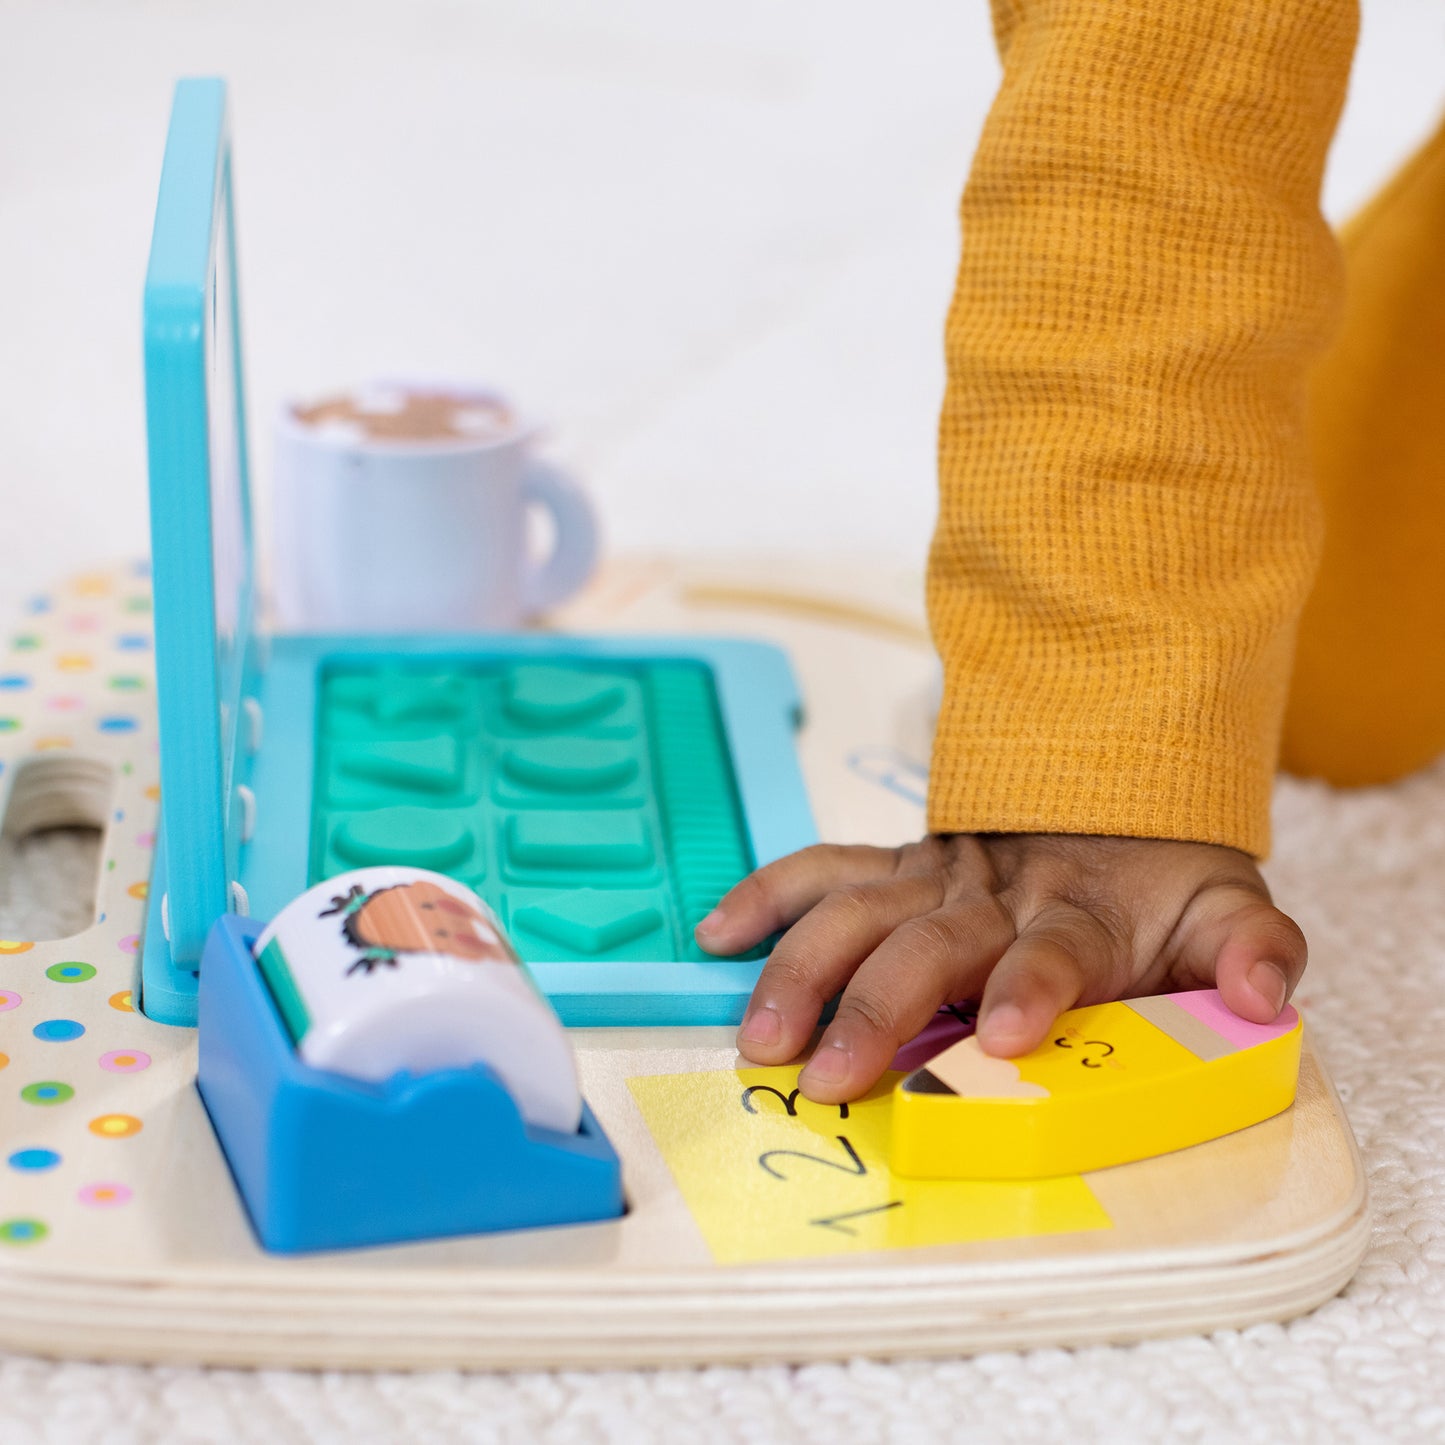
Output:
928,0,1360,857
1285,114,1445,786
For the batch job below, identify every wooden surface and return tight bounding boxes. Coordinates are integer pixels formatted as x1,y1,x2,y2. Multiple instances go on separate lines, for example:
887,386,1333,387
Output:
0,557,1370,1369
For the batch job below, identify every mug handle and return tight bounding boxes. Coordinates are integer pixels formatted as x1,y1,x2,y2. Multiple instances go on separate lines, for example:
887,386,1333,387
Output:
520,461,600,617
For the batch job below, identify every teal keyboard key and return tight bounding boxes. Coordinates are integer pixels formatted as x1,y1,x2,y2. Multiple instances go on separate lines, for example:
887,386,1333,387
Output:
288,653,796,1021
506,811,654,873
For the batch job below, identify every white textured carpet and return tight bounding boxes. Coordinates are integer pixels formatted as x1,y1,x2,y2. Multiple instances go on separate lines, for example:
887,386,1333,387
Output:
5,0,1443,1434
1,764,1442,1444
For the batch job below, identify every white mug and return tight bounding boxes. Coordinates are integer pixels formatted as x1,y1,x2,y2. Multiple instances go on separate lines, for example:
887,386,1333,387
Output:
271,382,598,633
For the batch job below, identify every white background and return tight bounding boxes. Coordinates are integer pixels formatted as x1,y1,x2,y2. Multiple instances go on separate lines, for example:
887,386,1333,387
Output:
0,0,1440,621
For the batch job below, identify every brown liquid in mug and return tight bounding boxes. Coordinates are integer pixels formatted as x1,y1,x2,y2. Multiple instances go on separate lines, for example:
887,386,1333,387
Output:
293,389,517,444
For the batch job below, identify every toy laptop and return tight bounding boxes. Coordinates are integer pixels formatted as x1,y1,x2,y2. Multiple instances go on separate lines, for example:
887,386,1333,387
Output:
139,78,815,1029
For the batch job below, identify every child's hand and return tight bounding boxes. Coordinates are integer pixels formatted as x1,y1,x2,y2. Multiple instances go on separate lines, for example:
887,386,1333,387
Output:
695,834,1304,1104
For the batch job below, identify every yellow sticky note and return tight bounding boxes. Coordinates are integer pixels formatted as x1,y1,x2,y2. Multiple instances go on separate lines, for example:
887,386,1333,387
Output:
628,1065,1110,1265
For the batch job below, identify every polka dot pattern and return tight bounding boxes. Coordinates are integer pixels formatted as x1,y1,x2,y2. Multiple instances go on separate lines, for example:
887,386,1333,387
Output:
78,1183,132,1209
0,1219,48,1245
89,1114,142,1139
0,564,158,1253
33,1019,85,1043
9,1148,61,1172
46,962,96,983
99,1050,150,1074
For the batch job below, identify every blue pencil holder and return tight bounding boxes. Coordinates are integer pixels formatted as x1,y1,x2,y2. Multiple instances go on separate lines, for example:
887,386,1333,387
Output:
197,914,625,1254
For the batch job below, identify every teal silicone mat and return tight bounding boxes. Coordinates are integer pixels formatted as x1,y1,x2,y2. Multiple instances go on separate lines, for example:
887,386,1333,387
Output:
310,658,763,970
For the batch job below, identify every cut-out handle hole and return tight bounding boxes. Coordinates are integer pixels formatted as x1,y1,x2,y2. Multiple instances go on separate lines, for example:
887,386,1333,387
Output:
0,755,116,941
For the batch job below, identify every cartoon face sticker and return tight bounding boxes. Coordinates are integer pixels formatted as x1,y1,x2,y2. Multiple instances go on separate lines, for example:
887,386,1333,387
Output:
1052,1026,1122,1070
321,879,517,974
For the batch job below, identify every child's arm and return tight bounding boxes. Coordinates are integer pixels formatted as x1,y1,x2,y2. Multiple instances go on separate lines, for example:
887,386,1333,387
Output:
700,0,1359,1103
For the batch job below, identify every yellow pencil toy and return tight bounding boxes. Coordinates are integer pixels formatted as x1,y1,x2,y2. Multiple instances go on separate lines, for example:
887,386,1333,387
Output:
890,989,1303,1180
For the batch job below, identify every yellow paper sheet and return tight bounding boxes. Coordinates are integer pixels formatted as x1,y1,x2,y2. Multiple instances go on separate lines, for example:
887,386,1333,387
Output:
628,1065,1111,1265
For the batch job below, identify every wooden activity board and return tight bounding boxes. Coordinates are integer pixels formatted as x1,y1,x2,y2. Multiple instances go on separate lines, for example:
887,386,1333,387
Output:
0,556,1370,1369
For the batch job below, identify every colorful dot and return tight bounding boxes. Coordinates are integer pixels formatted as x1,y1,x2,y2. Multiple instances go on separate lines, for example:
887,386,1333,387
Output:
25,596,51,614
32,1019,84,1043
116,635,151,652
68,614,100,633
0,941,33,956
0,675,30,690
0,990,21,1011
11,635,40,651
0,1054,8,1070
46,695,84,712
0,1219,48,1245
108,991,134,1013
0,719,19,733
136,831,155,849
123,594,151,613
46,962,96,984
88,1114,142,1139
98,1050,150,1074
78,1183,132,1209
9,1148,60,1172
35,736,73,751
56,654,93,672
117,935,139,956
127,881,148,901
144,784,161,802
73,575,112,597
98,716,139,734
21,1082,74,1106
109,675,146,691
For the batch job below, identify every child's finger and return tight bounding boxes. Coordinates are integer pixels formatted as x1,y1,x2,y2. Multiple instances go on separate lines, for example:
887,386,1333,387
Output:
975,905,1121,1057
796,900,1015,1102
694,843,901,954
1174,885,1307,1023
735,874,948,1065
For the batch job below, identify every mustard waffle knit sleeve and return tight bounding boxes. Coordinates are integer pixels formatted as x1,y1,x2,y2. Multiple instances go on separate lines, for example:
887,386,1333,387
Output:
927,0,1357,857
